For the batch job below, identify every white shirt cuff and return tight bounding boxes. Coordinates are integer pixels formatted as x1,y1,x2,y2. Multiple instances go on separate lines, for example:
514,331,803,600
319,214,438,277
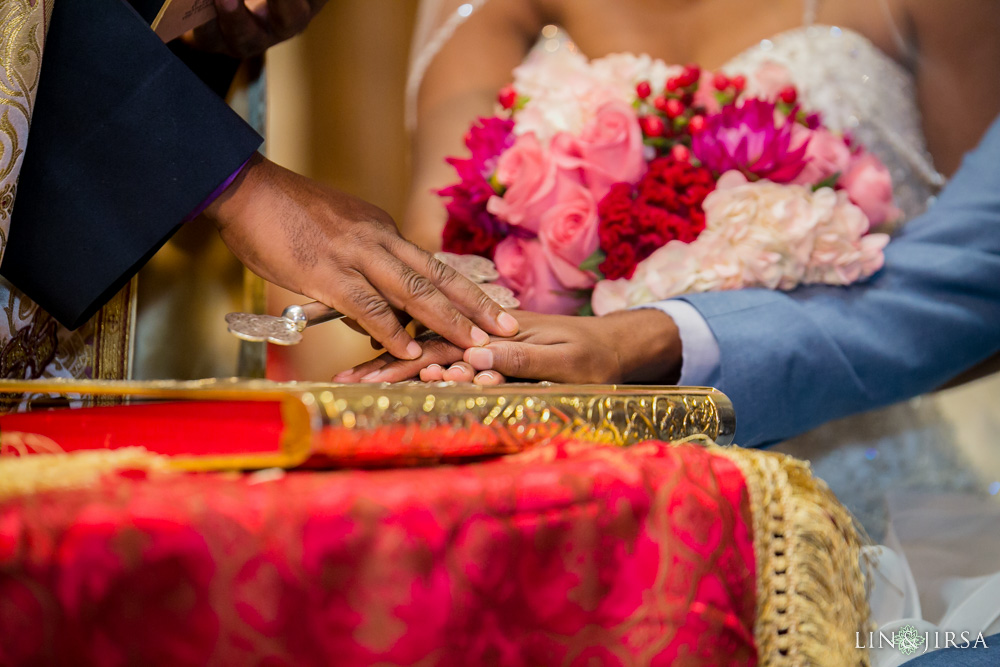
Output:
632,300,721,387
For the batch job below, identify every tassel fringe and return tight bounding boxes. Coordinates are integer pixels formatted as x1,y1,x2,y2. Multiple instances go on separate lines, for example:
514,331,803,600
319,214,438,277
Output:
0,431,169,501
710,441,872,666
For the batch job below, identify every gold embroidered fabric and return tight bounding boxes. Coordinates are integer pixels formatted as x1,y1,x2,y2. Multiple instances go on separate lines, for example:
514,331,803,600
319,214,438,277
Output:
0,0,133,405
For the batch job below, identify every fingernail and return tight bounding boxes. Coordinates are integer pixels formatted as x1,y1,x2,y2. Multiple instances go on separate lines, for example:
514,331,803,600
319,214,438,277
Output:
476,371,496,381
471,327,490,347
425,364,441,371
497,311,519,334
360,370,382,382
332,371,351,382
467,347,493,370
406,341,422,359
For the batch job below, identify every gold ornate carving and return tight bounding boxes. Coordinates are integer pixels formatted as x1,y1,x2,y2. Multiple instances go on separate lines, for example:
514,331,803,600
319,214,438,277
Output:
311,383,734,448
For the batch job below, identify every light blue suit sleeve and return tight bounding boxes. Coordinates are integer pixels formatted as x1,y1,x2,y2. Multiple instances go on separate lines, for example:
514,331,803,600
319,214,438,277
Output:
677,115,1000,448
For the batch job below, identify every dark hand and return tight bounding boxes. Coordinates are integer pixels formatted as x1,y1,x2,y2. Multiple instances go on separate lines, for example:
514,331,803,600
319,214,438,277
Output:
204,154,519,360
184,0,328,58
333,309,681,385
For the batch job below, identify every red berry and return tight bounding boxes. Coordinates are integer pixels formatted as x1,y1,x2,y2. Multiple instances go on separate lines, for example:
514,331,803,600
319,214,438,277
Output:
635,80,652,99
653,95,669,113
684,63,701,81
712,72,730,91
671,144,691,162
731,74,746,91
778,85,798,104
688,114,706,134
497,84,518,109
639,115,666,137
664,98,685,119
666,77,680,92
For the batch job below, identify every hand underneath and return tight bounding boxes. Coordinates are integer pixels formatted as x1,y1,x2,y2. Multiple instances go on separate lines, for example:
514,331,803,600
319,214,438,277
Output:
333,309,682,385
184,0,328,58
204,153,519,360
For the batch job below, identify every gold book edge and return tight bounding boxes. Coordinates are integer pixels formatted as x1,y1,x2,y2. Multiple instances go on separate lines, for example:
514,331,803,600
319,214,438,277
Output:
0,378,736,471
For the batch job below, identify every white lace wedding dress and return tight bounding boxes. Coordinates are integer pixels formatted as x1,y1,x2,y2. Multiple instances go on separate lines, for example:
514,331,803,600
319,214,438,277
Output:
408,0,1000,658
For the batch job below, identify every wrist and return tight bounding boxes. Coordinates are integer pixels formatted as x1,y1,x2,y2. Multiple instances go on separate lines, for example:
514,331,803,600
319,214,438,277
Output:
603,309,681,384
202,152,266,228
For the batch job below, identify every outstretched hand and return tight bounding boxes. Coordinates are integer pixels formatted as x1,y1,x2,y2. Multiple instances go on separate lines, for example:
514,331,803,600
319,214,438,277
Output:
183,0,328,58
204,154,519,360
333,309,683,385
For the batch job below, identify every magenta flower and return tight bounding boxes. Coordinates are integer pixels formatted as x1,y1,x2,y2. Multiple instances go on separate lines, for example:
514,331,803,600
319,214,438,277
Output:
691,99,808,183
438,116,515,257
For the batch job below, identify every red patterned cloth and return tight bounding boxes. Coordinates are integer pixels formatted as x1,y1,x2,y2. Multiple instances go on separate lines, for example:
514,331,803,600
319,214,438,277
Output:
0,440,757,666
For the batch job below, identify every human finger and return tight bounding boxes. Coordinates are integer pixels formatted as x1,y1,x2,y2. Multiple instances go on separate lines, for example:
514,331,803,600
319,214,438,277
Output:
328,278,420,361
473,370,506,386
332,354,390,383
463,341,555,380
442,361,476,383
213,0,270,57
389,239,520,339
361,249,495,351
355,338,465,384
419,364,446,382
264,0,312,39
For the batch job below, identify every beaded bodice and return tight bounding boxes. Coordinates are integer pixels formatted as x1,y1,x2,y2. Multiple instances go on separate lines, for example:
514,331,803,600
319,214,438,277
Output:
720,25,944,219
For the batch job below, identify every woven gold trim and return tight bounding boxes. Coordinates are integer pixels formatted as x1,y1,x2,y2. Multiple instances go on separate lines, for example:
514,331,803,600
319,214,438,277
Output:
710,443,872,666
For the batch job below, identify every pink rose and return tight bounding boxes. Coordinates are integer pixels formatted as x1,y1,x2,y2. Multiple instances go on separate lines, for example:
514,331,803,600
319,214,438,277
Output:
574,99,646,200
839,152,902,227
791,126,852,186
487,133,560,232
494,237,588,315
538,181,600,289
749,61,794,101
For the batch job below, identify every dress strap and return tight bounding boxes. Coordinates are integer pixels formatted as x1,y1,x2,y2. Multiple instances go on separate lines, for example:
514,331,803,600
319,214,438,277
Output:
877,0,910,58
406,0,490,131
802,0,819,26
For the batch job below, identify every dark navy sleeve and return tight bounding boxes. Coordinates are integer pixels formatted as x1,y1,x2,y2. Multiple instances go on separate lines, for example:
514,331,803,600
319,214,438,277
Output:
1,0,262,329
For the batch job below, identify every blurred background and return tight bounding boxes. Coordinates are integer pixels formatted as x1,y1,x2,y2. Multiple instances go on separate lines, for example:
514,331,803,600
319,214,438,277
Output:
134,1,419,382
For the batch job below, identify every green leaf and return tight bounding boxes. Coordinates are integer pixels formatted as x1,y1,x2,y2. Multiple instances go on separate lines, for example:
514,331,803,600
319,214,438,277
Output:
579,248,606,275
577,301,595,317
812,172,841,191
714,90,733,106
488,172,506,195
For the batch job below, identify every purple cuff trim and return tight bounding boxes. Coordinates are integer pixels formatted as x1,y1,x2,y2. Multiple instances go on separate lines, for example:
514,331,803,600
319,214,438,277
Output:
183,158,251,222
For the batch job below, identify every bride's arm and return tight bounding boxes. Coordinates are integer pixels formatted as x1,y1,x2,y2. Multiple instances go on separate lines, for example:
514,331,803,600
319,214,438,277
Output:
906,0,1000,176
403,0,550,252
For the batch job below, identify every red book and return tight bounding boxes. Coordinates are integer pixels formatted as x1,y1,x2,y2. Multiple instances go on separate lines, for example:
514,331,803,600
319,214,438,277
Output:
0,379,734,470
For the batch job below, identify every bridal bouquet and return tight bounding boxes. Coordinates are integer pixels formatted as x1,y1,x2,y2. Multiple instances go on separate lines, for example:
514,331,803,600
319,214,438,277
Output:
438,50,896,315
